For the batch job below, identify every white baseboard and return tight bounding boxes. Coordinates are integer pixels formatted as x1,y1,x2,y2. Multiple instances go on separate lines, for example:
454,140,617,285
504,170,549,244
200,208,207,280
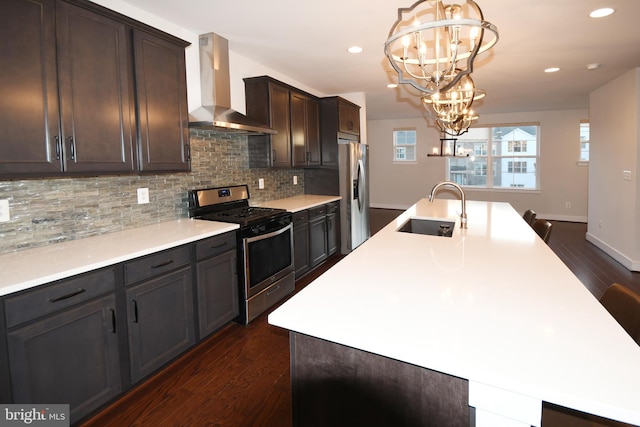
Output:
585,232,640,272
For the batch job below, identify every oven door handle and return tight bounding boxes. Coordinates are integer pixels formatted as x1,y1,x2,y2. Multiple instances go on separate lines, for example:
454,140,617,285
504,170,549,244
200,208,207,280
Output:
244,222,293,244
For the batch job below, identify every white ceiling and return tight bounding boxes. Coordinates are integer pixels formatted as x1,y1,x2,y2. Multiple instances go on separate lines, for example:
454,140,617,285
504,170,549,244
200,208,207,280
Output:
121,0,640,120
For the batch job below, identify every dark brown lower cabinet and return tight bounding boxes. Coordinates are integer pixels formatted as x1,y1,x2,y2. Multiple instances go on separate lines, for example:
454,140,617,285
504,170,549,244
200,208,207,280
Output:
1,234,239,423
126,267,195,383
290,332,471,427
196,250,238,339
6,294,121,422
293,210,311,277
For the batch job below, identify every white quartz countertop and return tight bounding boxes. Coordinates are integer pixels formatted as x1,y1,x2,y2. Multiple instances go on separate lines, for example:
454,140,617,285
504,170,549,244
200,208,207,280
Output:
256,194,341,212
0,219,238,296
268,199,640,425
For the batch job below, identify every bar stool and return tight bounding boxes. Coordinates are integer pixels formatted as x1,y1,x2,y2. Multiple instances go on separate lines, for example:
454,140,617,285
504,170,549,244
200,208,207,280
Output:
600,283,640,345
522,209,536,226
532,219,552,243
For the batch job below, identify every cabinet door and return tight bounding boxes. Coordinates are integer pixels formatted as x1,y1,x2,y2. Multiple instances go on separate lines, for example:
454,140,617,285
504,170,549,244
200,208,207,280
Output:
7,294,121,423
56,1,135,173
269,84,292,167
133,30,190,172
196,250,238,339
292,94,321,168
327,212,339,256
306,98,321,166
127,267,195,382
0,0,62,176
338,100,360,136
309,216,328,267
293,220,310,277
291,92,307,167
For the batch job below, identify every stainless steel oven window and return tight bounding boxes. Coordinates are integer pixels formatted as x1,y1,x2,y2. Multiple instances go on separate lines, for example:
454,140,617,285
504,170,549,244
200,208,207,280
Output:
243,223,293,295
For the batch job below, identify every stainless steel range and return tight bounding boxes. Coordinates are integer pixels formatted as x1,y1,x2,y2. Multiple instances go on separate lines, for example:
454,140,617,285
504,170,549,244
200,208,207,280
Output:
188,185,294,324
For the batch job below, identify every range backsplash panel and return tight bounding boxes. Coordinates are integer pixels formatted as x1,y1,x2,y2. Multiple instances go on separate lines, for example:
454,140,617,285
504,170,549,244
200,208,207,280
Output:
0,130,304,254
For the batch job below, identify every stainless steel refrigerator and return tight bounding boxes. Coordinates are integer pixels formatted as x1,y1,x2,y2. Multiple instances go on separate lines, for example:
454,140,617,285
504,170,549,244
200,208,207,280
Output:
338,139,370,253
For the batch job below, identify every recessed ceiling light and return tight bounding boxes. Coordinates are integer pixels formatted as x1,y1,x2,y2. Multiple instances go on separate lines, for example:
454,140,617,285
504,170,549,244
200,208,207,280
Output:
587,63,602,71
544,67,560,73
590,7,614,18
387,83,398,88
347,46,363,54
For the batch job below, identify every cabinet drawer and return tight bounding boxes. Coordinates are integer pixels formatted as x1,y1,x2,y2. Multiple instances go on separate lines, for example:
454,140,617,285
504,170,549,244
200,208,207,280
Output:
124,245,191,285
195,232,236,260
5,267,116,328
326,201,339,214
292,210,309,224
308,205,326,220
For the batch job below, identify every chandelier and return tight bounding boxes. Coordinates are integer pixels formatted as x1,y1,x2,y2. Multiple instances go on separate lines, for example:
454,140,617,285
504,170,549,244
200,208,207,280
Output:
436,109,478,136
422,71,484,118
384,0,498,95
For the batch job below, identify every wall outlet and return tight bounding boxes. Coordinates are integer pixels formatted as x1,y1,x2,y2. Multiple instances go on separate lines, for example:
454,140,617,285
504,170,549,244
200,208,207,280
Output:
0,199,10,222
293,175,298,185
565,201,571,209
258,178,265,189
137,188,150,204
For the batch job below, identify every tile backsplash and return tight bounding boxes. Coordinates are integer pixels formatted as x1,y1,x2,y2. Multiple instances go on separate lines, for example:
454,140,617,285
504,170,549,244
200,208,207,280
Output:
0,130,304,254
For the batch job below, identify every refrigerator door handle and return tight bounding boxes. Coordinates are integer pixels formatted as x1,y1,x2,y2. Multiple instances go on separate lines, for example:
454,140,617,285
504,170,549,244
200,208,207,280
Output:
356,158,366,213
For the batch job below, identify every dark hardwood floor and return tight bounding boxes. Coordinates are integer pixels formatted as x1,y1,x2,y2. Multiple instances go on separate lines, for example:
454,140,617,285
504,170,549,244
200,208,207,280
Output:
79,209,639,427
546,220,640,298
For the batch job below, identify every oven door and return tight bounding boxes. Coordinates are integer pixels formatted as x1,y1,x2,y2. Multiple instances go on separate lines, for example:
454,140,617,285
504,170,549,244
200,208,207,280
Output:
243,222,294,298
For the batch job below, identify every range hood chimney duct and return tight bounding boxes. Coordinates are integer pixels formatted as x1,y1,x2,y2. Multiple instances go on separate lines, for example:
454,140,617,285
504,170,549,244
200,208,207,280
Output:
188,33,276,134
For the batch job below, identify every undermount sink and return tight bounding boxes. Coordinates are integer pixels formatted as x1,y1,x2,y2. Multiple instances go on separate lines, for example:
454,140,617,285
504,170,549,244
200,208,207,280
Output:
397,218,455,237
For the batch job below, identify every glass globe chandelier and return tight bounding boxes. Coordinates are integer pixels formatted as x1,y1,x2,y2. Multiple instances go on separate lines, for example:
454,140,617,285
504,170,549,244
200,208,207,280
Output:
384,0,498,95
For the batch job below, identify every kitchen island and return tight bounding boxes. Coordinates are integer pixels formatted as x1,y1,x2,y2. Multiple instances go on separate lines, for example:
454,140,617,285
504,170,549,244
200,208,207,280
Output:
268,199,640,426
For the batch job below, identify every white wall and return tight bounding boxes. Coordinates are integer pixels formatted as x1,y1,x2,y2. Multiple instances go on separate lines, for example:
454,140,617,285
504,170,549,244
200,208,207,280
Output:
587,68,640,271
368,109,589,221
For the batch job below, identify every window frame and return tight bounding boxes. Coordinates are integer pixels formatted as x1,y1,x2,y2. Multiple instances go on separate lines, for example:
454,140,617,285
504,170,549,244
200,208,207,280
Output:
392,128,417,163
578,120,589,166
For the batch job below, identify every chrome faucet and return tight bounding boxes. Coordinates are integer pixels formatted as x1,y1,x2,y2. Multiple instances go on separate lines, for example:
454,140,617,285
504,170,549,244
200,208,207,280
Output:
428,181,467,229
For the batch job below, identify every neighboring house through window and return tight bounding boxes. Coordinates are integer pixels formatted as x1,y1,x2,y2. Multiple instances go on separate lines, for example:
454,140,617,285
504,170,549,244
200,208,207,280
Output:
393,129,417,162
447,124,540,189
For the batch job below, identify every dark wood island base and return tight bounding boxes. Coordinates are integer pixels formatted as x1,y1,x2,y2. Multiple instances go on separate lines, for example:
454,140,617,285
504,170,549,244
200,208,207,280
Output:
289,332,471,427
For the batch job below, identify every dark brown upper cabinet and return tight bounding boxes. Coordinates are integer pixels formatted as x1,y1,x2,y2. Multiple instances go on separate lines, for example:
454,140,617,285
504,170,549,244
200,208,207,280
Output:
319,97,361,167
291,92,320,167
56,1,135,174
0,0,190,178
244,76,320,168
1,0,66,176
133,30,190,173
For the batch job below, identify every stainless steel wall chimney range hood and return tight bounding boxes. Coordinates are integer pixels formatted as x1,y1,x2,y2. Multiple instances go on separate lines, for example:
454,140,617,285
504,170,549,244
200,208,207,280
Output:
188,33,276,135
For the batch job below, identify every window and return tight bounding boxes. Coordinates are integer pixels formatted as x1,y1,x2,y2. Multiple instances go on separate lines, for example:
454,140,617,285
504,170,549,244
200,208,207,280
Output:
393,129,417,162
508,141,527,153
508,161,527,173
447,125,540,189
580,121,590,162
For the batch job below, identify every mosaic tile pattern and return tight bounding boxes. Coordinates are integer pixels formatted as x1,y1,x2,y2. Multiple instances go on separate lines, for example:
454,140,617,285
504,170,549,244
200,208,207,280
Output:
0,130,305,254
